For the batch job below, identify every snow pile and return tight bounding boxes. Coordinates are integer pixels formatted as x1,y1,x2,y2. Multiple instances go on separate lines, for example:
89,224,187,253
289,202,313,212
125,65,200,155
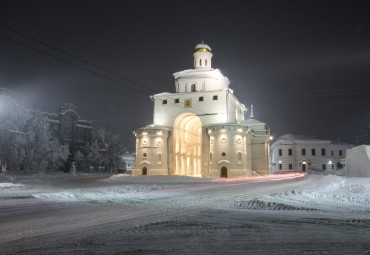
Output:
233,175,370,212
276,175,370,210
346,145,370,177
33,184,186,201
0,183,30,191
232,199,317,211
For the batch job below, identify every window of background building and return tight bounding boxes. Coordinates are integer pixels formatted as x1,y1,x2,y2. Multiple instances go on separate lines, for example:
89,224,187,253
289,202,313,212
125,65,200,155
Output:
321,148,326,156
237,151,242,161
279,164,282,170
199,96,204,101
312,148,316,156
213,95,218,100
163,100,167,104
222,152,226,157
175,99,179,103
288,148,292,156
322,164,326,170
289,164,292,170
339,150,343,156
331,150,333,156
302,148,306,156
279,149,282,156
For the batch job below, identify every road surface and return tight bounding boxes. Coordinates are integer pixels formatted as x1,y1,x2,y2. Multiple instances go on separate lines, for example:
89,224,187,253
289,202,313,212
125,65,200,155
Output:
1,174,369,254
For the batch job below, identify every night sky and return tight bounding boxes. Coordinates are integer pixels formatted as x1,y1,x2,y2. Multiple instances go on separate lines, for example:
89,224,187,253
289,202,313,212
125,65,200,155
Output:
1,0,369,150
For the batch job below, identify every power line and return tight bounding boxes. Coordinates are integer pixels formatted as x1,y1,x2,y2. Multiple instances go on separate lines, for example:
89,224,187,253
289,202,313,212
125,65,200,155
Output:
0,33,151,96
0,23,157,94
0,25,223,123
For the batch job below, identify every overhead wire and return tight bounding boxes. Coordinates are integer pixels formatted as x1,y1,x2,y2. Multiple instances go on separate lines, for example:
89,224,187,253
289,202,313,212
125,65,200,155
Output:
0,24,225,124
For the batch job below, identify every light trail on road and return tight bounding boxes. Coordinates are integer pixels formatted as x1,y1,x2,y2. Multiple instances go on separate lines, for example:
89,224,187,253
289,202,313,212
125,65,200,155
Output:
140,173,307,194
0,173,306,208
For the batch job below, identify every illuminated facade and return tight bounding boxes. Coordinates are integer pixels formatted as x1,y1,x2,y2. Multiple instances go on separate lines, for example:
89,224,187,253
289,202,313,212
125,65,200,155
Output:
270,134,354,172
133,43,271,177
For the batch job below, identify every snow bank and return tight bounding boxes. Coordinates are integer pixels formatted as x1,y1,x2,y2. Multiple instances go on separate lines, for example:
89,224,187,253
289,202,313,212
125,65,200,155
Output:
0,183,29,191
233,175,370,212
345,145,370,177
33,184,188,201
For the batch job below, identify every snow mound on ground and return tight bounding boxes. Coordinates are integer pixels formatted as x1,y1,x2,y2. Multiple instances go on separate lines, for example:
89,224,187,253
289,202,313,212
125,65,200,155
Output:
232,199,317,211
270,175,370,211
232,175,370,212
311,175,368,194
33,184,186,201
108,174,130,180
0,183,29,191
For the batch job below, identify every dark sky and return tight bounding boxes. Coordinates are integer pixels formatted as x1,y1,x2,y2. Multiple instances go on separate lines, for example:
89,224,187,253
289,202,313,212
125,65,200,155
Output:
1,0,369,150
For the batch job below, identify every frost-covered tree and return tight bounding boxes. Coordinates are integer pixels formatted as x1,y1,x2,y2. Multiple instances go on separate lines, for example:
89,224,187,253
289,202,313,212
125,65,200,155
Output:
0,103,69,172
82,128,122,173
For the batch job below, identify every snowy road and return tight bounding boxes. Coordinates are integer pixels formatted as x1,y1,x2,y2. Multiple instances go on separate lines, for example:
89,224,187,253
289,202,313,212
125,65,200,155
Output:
1,173,370,254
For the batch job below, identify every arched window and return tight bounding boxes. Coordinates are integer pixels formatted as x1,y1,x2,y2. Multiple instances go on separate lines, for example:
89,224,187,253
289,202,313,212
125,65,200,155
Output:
143,153,147,158
210,152,213,161
200,59,202,66
238,151,242,161
191,84,196,92
157,153,161,163
222,152,226,157
205,59,208,66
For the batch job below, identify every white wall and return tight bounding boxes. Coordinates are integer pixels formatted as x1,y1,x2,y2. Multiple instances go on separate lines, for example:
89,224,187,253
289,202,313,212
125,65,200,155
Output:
345,145,370,177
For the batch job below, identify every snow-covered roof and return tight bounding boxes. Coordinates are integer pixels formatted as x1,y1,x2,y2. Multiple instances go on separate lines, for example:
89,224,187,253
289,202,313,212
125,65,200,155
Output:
136,124,170,131
206,121,268,131
173,67,217,79
272,134,351,146
194,43,211,52
153,92,172,97
76,124,93,129
241,118,264,126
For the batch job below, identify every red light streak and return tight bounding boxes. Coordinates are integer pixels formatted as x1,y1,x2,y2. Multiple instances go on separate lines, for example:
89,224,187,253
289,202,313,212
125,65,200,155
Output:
0,174,306,207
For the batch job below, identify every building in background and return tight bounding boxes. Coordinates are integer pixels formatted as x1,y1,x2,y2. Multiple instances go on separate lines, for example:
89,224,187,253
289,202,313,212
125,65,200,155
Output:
133,43,271,178
45,103,92,153
120,152,135,173
270,134,354,172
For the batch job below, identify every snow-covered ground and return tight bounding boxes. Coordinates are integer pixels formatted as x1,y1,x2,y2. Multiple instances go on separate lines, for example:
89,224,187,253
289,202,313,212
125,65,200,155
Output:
1,172,370,254
0,182,29,191
2,173,369,213
233,174,370,214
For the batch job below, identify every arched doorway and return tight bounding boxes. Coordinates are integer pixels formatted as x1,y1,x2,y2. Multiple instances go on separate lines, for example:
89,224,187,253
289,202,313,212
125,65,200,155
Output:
301,161,309,172
221,166,228,178
142,167,147,175
173,113,202,176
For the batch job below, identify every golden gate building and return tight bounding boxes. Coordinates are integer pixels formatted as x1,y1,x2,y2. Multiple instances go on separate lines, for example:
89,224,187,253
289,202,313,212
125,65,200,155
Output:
133,43,271,177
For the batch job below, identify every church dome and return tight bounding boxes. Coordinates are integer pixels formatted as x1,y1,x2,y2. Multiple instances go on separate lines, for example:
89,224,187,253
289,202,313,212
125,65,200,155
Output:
194,43,211,53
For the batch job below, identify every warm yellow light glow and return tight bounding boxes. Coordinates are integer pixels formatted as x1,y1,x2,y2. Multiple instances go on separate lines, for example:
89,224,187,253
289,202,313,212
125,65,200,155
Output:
269,136,273,140
173,113,202,177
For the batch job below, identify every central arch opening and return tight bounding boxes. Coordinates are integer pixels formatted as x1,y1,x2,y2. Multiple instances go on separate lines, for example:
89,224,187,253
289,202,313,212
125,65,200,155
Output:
173,113,202,176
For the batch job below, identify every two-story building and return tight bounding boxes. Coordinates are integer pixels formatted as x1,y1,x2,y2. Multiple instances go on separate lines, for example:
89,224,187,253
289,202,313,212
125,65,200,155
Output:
270,134,354,172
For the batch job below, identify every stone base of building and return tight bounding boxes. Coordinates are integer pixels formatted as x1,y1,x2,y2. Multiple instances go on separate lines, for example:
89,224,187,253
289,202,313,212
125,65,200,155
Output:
253,169,270,176
132,168,269,177
131,168,169,176
209,169,254,178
